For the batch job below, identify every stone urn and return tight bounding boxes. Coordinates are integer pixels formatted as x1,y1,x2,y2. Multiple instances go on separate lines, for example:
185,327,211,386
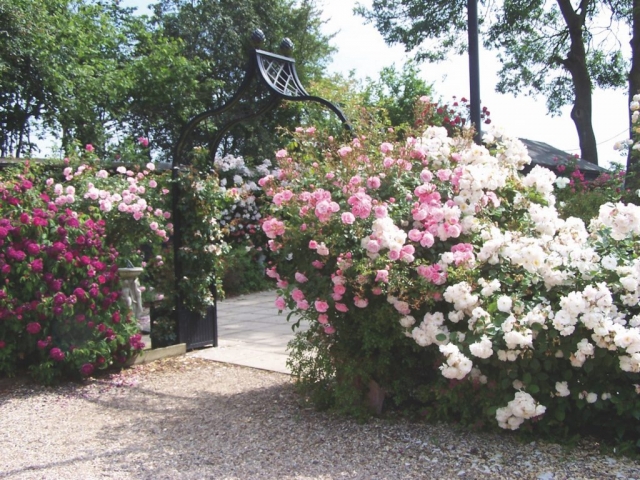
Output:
117,267,144,320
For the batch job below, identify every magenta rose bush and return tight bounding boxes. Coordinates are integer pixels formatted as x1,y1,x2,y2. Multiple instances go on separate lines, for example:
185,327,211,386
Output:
261,99,640,443
0,162,144,384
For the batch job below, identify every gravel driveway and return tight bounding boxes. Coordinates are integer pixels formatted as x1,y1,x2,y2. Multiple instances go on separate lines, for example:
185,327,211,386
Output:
1,356,638,479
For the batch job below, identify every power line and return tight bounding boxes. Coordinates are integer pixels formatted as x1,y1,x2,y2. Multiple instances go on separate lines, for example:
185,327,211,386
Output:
560,128,629,152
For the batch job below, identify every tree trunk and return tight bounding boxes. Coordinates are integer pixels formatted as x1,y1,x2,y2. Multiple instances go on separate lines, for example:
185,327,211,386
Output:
556,0,599,165
627,0,640,194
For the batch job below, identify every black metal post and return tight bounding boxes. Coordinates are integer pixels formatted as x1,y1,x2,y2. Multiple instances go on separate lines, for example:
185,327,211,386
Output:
468,0,481,144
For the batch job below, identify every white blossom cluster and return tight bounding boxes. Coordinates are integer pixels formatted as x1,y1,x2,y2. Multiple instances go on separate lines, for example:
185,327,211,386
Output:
214,156,276,241
496,392,546,430
398,126,640,428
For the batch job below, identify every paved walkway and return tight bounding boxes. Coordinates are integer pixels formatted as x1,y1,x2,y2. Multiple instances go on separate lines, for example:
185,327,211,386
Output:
189,290,305,374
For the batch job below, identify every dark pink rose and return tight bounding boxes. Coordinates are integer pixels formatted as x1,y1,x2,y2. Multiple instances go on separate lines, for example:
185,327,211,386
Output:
80,363,94,376
26,322,41,334
30,259,43,272
26,243,40,255
49,347,65,361
7,248,26,262
73,288,87,300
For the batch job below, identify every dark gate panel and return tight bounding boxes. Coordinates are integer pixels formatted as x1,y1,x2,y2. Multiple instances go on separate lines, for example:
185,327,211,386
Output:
178,305,217,350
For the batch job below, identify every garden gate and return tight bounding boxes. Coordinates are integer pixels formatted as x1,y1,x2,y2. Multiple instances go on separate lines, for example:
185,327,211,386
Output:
172,29,351,350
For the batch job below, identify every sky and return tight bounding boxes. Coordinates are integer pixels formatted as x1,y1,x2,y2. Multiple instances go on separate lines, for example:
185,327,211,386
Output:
121,0,630,168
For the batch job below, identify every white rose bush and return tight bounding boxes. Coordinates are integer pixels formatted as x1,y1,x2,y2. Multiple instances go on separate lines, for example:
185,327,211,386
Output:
261,100,640,443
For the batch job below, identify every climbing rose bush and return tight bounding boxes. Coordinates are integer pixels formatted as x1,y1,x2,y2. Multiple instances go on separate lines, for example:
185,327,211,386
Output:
261,100,640,441
0,162,143,384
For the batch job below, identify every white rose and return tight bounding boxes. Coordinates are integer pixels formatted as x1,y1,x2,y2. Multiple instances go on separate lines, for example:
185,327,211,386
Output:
555,381,570,397
497,296,513,313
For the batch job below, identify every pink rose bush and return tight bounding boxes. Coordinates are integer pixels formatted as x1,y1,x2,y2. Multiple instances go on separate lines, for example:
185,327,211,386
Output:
0,162,143,384
261,102,640,441
46,149,173,267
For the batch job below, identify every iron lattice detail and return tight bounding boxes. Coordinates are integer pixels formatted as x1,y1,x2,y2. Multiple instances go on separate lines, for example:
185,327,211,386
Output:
256,50,309,98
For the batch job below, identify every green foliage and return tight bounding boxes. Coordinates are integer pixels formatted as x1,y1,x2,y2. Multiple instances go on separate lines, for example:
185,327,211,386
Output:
362,61,433,127
555,162,626,223
220,248,270,297
172,149,230,314
355,0,469,62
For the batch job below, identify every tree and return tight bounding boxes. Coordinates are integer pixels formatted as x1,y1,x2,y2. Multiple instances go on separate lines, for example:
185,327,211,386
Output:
362,61,434,127
0,0,142,157
356,0,632,165
144,0,336,162
0,0,58,156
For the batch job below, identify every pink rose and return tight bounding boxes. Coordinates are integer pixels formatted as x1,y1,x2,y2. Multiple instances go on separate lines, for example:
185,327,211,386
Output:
291,288,305,302
366,176,381,189
341,212,355,225
375,270,389,283
337,146,352,157
296,300,309,310
335,302,349,313
275,296,286,310
295,272,308,283
354,297,369,308
324,325,336,334
316,243,329,256
318,314,329,325
314,300,329,313
380,142,394,154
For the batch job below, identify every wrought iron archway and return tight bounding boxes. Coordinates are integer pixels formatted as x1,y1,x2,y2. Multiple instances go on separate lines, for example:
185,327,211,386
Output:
172,30,351,349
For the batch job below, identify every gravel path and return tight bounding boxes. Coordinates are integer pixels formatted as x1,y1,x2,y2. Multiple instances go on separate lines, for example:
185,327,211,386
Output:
1,356,638,480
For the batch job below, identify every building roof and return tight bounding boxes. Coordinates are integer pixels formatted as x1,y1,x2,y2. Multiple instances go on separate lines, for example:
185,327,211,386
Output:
519,138,607,177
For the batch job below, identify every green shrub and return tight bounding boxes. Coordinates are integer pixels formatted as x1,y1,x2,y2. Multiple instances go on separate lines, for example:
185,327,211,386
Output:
220,247,270,297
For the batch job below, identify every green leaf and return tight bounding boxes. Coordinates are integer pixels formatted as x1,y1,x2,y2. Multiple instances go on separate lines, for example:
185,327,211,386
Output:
530,358,541,372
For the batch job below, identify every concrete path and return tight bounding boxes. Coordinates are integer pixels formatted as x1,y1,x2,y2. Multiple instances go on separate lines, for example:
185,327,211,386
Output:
189,290,305,374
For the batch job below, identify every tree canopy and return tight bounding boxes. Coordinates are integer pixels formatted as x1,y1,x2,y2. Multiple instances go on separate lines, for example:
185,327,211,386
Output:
356,0,634,165
0,0,335,161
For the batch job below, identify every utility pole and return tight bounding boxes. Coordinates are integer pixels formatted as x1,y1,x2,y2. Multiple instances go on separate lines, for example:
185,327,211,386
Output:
468,0,481,143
